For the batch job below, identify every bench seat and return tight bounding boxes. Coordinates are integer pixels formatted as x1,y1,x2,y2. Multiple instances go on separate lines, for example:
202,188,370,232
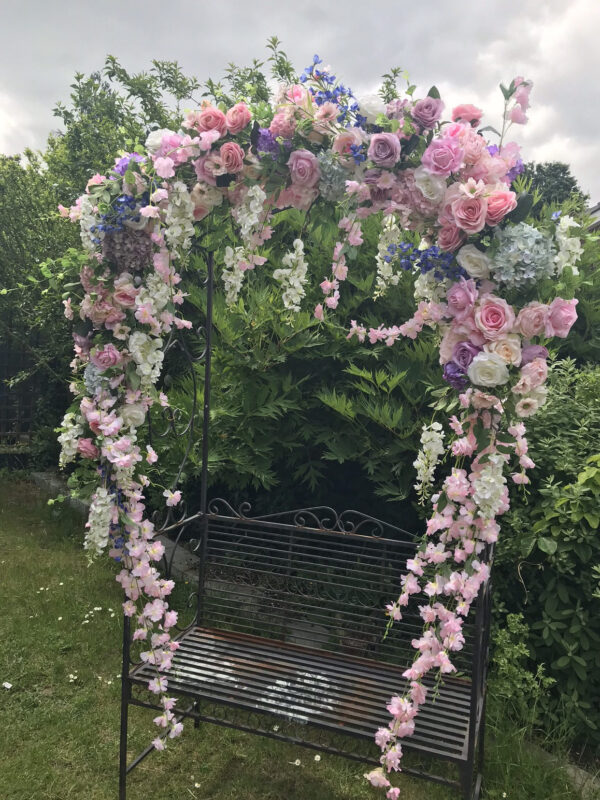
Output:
131,625,472,763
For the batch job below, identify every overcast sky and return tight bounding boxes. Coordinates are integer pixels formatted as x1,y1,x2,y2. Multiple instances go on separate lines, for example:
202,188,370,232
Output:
1,0,598,200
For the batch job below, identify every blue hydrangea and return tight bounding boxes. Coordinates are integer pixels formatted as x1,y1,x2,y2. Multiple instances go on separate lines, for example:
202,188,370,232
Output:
491,222,557,287
316,152,347,202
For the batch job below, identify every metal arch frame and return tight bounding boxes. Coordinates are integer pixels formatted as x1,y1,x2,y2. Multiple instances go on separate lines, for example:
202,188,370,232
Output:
118,249,490,800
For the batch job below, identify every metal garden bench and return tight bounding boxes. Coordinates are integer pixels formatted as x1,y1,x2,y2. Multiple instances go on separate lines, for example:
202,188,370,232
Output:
120,501,490,800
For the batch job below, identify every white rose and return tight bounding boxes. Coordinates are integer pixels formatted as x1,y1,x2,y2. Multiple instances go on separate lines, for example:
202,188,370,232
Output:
120,403,147,429
356,93,386,124
145,128,175,155
467,352,510,387
484,334,522,366
456,244,492,279
414,165,446,204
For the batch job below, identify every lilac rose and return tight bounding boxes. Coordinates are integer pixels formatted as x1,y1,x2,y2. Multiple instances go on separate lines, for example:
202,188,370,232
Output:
421,137,464,176
367,133,402,167
443,361,469,390
411,97,445,129
452,341,482,371
520,345,548,366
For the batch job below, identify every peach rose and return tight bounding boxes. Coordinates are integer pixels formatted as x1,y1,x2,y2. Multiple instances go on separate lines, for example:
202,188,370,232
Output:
512,358,548,395
484,334,522,366
197,105,227,136
474,295,516,340
485,189,517,226
219,142,245,174
516,302,548,338
225,102,251,134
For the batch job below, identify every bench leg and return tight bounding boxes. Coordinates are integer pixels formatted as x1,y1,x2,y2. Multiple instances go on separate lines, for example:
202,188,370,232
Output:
459,762,474,800
119,690,128,800
193,700,200,729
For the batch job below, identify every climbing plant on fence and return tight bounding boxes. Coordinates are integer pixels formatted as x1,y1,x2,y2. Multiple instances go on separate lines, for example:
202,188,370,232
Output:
57,49,588,795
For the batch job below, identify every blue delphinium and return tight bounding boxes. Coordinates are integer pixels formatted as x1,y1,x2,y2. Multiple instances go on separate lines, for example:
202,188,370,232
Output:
491,222,557,287
394,242,469,282
299,54,361,127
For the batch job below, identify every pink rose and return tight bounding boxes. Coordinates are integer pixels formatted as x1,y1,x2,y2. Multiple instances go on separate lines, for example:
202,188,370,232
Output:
446,278,478,321
197,105,227,136
269,110,296,139
287,149,320,188
452,104,483,126
437,224,466,252
545,297,578,338
219,142,245,174
516,302,548,338
422,137,464,176
91,343,122,370
225,102,251,134
193,155,218,186
485,189,517,226
451,194,488,233
77,438,99,459
367,132,402,167
474,295,516,340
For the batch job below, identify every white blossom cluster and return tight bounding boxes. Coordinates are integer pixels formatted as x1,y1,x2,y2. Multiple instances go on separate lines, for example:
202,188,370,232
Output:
84,486,114,557
221,245,248,305
413,422,445,503
472,453,507,519
554,215,583,275
128,331,165,388
136,272,171,316
164,181,195,256
79,195,100,253
413,270,448,304
273,239,309,311
57,411,84,467
231,185,267,240
374,215,403,299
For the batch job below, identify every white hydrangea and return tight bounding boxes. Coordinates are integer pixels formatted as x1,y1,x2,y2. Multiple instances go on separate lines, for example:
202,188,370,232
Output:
413,422,445,503
84,486,114,558
145,128,175,155
472,453,507,519
272,239,309,312
413,269,448,304
58,411,84,468
164,181,195,256
128,331,164,387
554,215,583,275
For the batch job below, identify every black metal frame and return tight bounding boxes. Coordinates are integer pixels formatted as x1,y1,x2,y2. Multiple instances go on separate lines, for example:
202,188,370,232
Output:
118,251,491,800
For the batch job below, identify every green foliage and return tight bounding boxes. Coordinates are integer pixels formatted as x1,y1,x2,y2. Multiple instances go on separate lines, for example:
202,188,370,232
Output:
495,364,600,740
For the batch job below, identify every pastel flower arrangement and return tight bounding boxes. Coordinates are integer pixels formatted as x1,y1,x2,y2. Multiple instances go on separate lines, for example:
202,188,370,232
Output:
56,55,585,785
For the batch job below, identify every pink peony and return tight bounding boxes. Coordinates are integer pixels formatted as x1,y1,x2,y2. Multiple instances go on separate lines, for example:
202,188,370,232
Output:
452,104,483,126
474,295,516,340
437,224,466,252
485,189,517,226
91,343,122,370
77,438,99,459
269,110,296,139
197,105,227,136
367,132,402,167
545,297,578,338
421,137,464,176
451,194,488,233
219,142,245,174
287,149,320,188
225,102,251,134
516,302,548,338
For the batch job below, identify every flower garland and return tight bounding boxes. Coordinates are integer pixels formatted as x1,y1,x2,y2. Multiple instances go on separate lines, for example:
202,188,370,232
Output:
57,58,585,781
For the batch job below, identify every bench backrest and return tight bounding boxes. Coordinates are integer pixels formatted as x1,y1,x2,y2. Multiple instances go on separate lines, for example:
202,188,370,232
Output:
193,501,478,672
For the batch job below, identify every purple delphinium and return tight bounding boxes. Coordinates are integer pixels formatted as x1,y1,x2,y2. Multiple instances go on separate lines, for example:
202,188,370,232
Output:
113,152,145,176
452,341,482,372
443,361,469,391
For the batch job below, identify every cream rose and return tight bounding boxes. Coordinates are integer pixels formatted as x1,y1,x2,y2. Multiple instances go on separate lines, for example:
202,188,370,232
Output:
456,245,491,279
467,352,510,387
120,403,147,429
484,334,522,366
414,165,446,204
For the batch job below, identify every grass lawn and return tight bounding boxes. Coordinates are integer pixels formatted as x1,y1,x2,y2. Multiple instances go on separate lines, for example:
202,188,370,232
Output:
0,479,587,800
